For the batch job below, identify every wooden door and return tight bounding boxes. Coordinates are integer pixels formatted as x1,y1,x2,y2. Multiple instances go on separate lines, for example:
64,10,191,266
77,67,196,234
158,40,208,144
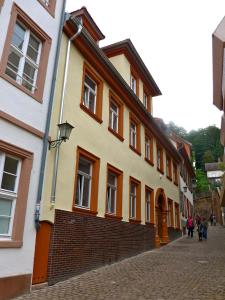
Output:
32,221,52,284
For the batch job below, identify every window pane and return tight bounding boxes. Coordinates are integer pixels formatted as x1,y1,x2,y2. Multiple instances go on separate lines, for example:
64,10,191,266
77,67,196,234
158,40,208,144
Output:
83,85,89,106
85,75,96,91
110,101,118,113
0,217,10,235
112,114,118,131
0,198,12,216
131,183,136,194
79,159,91,175
1,173,16,191
82,176,90,207
4,157,18,175
6,50,20,80
108,173,116,186
12,23,25,50
89,92,96,113
27,35,40,63
110,189,116,214
22,62,36,91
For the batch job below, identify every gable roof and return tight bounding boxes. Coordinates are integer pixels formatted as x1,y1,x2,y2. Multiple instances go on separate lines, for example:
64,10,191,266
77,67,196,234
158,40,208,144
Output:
102,39,161,97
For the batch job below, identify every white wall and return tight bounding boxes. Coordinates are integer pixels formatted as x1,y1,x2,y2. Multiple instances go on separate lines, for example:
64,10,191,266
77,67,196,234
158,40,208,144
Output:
0,0,64,279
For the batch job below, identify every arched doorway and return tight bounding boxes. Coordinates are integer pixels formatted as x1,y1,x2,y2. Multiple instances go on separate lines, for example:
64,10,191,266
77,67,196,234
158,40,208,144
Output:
155,188,169,246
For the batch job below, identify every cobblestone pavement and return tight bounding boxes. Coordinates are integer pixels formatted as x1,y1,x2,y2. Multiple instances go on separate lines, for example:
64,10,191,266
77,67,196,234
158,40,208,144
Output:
15,226,225,300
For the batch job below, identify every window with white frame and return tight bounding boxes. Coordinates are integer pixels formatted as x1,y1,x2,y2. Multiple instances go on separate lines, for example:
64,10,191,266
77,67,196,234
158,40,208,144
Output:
143,92,148,109
5,22,42,93
75,157,92,208
83,74,97,114
109,100,119,132
130,121,137,148
0,153,21,237
130,182,136,219
145,136,150,160
106,172,117,214
146,189,151,222
130,74,136,94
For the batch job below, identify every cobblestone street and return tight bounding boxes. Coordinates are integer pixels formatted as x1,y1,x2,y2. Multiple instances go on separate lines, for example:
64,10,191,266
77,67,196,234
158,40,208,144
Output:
15,226,225,300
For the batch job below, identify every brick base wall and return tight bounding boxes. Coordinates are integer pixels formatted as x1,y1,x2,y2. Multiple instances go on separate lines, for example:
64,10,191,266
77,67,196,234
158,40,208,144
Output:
48,209,155,285
168,227,182,241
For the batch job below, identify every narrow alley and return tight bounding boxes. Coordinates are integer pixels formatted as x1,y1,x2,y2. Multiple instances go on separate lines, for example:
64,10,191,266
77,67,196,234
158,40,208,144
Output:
15,226,225,300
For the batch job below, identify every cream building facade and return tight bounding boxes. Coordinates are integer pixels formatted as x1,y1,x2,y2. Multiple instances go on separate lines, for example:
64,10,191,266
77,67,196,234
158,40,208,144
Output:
34,7,182,285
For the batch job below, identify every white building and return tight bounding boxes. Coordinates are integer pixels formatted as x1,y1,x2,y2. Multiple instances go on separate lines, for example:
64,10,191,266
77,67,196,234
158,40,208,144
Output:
0,1,65,298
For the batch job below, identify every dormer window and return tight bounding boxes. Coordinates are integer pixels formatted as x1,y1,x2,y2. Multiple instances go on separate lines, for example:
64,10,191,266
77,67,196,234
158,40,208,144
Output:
131,74,136,94
143,92,148,109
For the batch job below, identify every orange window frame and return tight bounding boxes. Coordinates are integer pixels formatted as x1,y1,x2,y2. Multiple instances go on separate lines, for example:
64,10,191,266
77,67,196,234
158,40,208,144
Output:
105,163,123,220
37,0,56,17
0,140,33,248
173,162,178,185
145,185,154,224
80,62,103,124
108,90,124,141
129,176,141,223
130,67,139,97
129,112,141,156
167,198,174,227
156,144,164,174
73,147,100,215
145,129,154,166
0,3,52,103
143,87,151,113
174,203,180,229
166,155,172,180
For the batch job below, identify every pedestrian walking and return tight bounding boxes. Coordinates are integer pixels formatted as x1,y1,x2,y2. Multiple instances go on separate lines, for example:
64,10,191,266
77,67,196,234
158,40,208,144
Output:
210,214,213,226
197,219,204,241
202,217,209,240
213,215,216,226
186,216,194,238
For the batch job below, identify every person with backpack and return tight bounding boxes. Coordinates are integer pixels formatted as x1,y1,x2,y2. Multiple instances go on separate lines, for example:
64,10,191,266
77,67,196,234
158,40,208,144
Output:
186,216,194,238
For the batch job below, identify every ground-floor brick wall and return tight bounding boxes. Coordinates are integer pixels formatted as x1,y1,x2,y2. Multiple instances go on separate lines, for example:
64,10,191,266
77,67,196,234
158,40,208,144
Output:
168,227,182,241
48,209,155,285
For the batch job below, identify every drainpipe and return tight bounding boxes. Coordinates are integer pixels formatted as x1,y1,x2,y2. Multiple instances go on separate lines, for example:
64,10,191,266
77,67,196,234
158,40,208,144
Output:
50,20,82,207
34,1,67,230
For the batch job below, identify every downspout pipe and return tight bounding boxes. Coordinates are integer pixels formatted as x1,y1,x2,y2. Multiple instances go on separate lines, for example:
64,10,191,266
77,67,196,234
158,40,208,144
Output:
50,19,82,207
34,1,67,230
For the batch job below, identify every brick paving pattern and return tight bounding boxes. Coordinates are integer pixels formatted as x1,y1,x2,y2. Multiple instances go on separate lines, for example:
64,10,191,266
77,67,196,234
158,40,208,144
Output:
15,226,225,300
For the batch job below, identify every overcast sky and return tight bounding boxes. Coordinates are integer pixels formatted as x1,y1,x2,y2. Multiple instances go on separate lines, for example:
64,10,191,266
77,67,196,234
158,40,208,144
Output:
66,0,225,132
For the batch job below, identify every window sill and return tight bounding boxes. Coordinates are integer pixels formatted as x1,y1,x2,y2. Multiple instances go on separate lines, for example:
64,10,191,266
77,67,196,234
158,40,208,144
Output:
105,213,123,220
129,145,141,156
108,127,124,142
157,167,164,175
0,72,42,103
167,175,172,181
129,218,141,224
0,240,22,248
80,103,103,124
73,206,98,216
145,158,154,166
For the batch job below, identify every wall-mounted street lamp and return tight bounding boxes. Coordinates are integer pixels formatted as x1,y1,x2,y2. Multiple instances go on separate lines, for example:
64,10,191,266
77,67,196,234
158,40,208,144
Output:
49,121,74,149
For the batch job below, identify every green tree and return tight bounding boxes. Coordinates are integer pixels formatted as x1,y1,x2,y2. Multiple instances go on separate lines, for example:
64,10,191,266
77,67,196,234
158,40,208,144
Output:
203,149,214,164
167,121,187,138
195,169,209,193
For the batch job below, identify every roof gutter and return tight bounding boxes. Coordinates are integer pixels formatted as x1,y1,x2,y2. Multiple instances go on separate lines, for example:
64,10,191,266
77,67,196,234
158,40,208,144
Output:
34,1,67,230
